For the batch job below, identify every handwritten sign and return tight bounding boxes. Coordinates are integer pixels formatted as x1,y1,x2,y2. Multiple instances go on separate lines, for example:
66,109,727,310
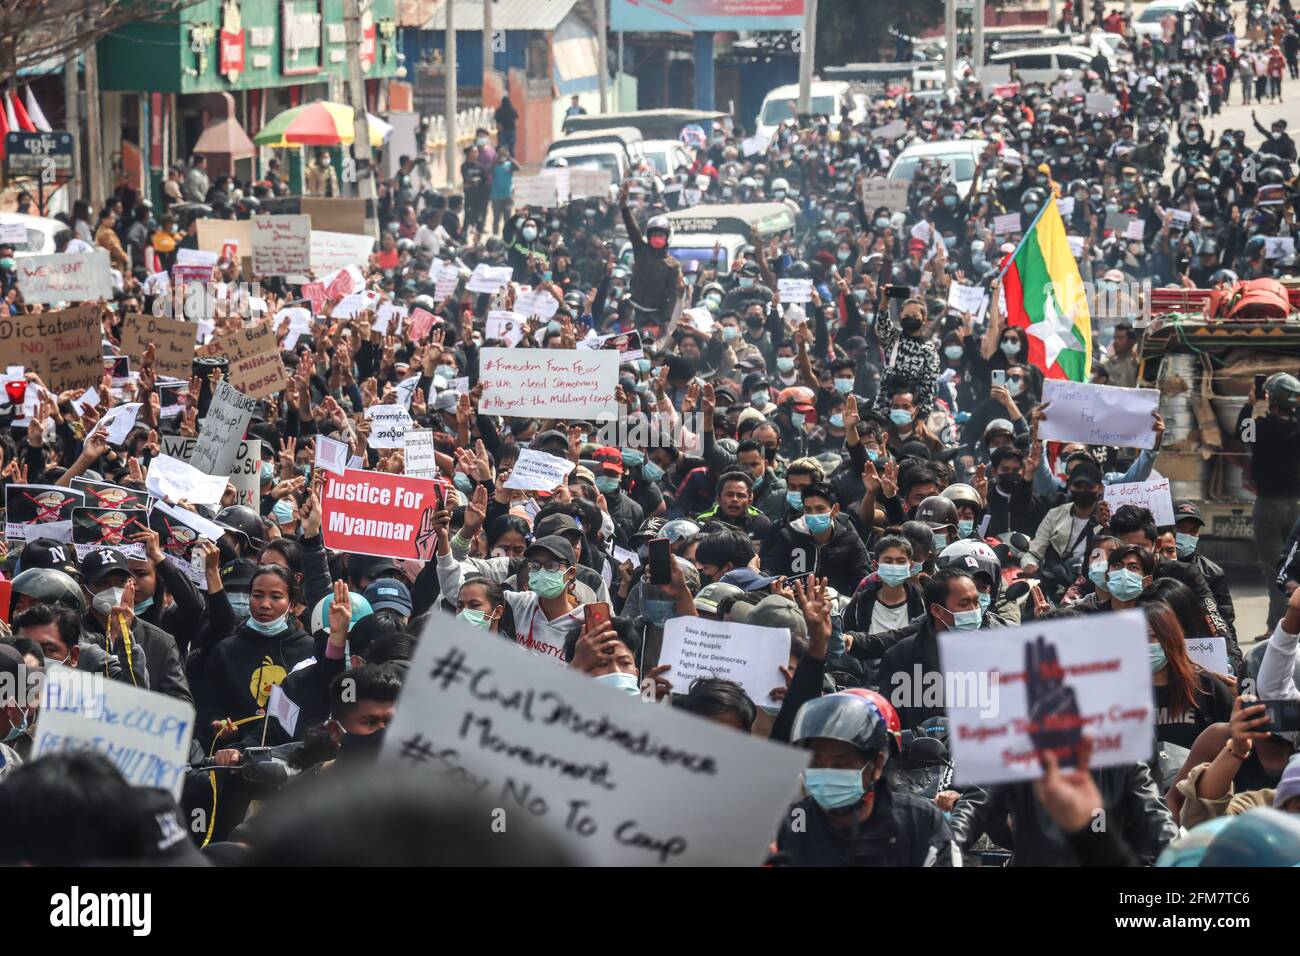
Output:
309,229,376,272
1040,380,1160,450
120,313,198,382
516,288,560,320
1103,475,1174,525
34,664,196,800
860,177,910,212
994,212,1022,236
407,307,439,342
512,173,560,208
364,404,413,449
0,304,102,393
1185,637,1230,676
381,613,810,865
14,250,113,304
193,380,257,476
486,310,526,347
207,322,290,400
939,610,1153,786
403,429,437,479
503,449,576,492
433,264,461,303
567,167,613,200
251,214,311,275
948,282,987,317
160,436,261,511
659,617,791,709
777,278,813,304
315,434,350,478
466,264,514,295
479,347,619,420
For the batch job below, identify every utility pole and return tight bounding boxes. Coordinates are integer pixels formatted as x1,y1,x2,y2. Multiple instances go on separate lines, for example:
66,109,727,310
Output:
342,0,378,238
597,0,608,113
482,0,493,100
973,0,985,79
64,48,81,205
797,0,817,113
445,0,457,187
82,20,105,211
944,0,955,90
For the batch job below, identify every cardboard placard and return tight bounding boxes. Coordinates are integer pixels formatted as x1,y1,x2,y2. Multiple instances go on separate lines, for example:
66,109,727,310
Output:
206,322,290,400
119,313,198,382
0,304,102,392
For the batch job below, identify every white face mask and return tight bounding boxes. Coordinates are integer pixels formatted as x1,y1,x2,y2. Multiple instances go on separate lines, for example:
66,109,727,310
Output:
92,586,125,616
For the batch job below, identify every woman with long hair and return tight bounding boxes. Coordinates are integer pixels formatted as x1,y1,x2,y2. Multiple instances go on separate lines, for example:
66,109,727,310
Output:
1140,597,1234,749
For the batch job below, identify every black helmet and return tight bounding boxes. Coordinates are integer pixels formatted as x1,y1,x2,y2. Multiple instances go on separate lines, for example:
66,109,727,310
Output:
11,567,85,613
1265,373,1300,406
784,260,812,280
791,693,888,756
215,504,266,549
1021,186,1046,210
913,495,959,531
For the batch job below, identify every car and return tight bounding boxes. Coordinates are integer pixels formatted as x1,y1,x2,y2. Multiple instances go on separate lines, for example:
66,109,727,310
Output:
987,45,1100,85
0,212,65,257
544,126,645,191
1132,0,1201,40
887,139,986,199
640,139,694,177
754,80,861,143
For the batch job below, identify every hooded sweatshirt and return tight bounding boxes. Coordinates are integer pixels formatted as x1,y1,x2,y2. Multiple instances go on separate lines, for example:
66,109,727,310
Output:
196,620,314,750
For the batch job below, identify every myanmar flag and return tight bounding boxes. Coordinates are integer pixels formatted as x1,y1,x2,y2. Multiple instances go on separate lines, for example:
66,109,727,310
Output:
1000,196,1092,382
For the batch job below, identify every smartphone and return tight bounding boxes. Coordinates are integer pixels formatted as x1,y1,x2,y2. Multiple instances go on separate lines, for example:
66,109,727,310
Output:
648,537,672,586
885,284,912,300
585,602,612,632
543,271,553,282
1255,374,1267,401
1256,699,1300,733
991,369,1006,388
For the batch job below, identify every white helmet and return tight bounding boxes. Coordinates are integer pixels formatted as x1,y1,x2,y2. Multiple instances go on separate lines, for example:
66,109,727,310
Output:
771,177,790,195
938,538,999,564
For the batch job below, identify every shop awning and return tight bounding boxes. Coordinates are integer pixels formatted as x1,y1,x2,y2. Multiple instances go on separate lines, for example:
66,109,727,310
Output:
194,116,257,161
420,0,576,31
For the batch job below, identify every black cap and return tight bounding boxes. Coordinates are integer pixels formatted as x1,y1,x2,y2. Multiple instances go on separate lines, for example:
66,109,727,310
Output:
220,558,258,588
990,445,1026,468
532,430,570,456
525,535,576,566
1067,459,1104,486
898,440,932,461
349,554,401,582
534,512,582,541
18,538,81,578
81,548,131,584
1173,500,1204,527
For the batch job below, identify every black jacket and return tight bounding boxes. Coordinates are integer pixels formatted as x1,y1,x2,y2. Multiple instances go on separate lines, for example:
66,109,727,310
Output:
872,615,945,731
82,611,191,706
139,557,207,658
775,788,959,867
761,515,870,597
195,620,314,749
947,762,1177,866
842,578,926,651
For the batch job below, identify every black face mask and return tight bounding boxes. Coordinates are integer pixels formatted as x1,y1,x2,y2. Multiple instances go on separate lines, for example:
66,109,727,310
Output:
338,727,386,761
996,473,1023,494
1069,489,1099,509
901,315,923,335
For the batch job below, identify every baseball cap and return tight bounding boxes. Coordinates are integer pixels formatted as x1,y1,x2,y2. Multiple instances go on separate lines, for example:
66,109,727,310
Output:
591,446,624,476
532,430,570,456
1173,500,1204,527
990,445,1026,469
363,578,413,616
719,568,780,592
1067,459,1104,486
81,548,131,584
348,554,401,582
525,535,576,566
18,538,80,578
534,512,583,542
747,594,808,639
219,558,258,588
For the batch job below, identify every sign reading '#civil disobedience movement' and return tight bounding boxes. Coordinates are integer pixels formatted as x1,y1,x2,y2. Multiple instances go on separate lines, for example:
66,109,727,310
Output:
478,347,619,419
321,469,451,560
382,613,810,865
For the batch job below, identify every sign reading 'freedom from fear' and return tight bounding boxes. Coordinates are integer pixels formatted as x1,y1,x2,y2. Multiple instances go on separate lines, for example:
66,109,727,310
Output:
478,348,619,419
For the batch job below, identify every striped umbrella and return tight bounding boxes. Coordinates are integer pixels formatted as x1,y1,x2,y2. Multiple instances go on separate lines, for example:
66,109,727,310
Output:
254,101,391,148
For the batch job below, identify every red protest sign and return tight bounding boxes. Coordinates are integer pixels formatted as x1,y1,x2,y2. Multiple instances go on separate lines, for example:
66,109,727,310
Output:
326,268,357,301
301,282,327,314
407,307,438,342
321,469,451,560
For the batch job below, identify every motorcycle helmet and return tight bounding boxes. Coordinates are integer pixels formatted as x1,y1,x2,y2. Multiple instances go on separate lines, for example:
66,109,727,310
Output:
215,504,267,550
1265,373,1300,407
936,540,1002,599
791,692,888,757
646,215,672,241
11,567,85,614
912,495,959,531
694,581,744,617
1198,807,1300,867
941,483,983,515
660,519,701,543
837,688,902,752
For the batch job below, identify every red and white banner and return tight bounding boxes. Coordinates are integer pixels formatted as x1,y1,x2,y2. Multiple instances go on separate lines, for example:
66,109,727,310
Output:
321,469,452,560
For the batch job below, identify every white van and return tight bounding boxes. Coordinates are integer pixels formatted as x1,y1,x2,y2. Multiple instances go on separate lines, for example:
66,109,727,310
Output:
988,45,1099,84
1132,0,1201,40
754,81,861,143
887,140,986,199
0,212,65,257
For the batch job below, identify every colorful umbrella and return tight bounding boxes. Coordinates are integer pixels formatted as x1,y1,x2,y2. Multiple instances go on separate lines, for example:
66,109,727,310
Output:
254,101,391,148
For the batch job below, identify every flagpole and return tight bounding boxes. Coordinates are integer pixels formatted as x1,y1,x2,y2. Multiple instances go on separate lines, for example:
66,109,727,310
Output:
993,192,1057,283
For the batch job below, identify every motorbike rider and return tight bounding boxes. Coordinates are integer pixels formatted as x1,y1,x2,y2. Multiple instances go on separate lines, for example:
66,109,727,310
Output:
619,181,683,327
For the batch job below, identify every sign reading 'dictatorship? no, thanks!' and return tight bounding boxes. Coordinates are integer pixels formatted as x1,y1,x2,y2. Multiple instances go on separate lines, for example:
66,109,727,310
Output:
478,347,619,419
0,304,102,392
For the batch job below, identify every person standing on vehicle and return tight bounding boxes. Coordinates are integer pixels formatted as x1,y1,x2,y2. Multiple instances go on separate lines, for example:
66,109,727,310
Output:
618,181,682,325
1238,373,1300,632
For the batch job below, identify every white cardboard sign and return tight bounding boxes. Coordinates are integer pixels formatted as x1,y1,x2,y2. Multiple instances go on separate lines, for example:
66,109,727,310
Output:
479,347,619,420
1039,380,1160,450
503,449,575,492
1103,475,1175,526
364,404,414,449
659,617,791,710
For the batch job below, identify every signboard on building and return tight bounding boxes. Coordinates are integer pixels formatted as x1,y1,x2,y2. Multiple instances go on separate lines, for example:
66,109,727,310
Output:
282,0,322,75
3,131,74,181
611,0,803,31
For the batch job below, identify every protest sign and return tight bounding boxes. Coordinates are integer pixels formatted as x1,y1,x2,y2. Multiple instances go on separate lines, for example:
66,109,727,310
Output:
947,282,987,318
34,664,196,800
659,617,791,709
394,373,422,411
1040,380,1161,450
679,307,716,336
4,484,84,542
322,264,363,301
0,304,102,393
71,478,151,511
777,278,813,304
206,322,290,400
13,250,113,304
466,264,514,295
407,307,439,342
486,311,526,347
515,288,560,320
104,355,131,387
567,167,612,200
860,177,910,212
90,402,143,447
332,289,382,319
503,449,576,492
321,469,449,560
939,610,1154,786
512,173,560,208
404,429,437,479
1066,235,1085,257
576,329,644,363
1057,197,1075,219
1168,209,1193,232
993,212,1022,236
1086,92,1117,114
1125,217,1146,241
872,119,907,141
299,197,367,235
314,435,350,477
0,221,27,244
149,500,224,589
196,218,252,257
1264,237,1297,259
309,229,376,272
145,454,231,508
1185,637,1230,676
193,380,257,476
160,436,261,510
72,506,148,560
251,215,311,275
364,404,414,449
158,379,185,419
1105,210,1134,235
1103,475,1175,525
382,613,809,865
374,302,406,336
479,348,619,420
433,263,461,303
119,313,197,382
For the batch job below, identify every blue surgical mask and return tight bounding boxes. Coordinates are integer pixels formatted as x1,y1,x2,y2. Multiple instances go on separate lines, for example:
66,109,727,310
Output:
866,449,880,463
889,409,912,427
453,472,474,494
833,378,854,394
1106,568,1145,601
777,356,796,373
636,359,651,374
957,519,974,539
739,277,756,289
946,606,983,631
944,344,964,360
521,226,538,241
978,592,991,611
1088,560,1109,588
803,766,867,811
261,462,275,484
272,499,295,524
805,512,833,535
596,671,642,695
751,390,770,406
247,612,289,635
722,325,740,341
3,707,29,743
529,568,568,599
227,592,251,621
932,533,948,550
621,448,645,468
875,217,890,228
829,414,844,429
1149,642,1168,673
457,608,492,629
1175,532,1199,557
877,563,912,586
596,475,621,494
1006,378,1022,397
134,596,155,614
642,460,665,482
786,490,803,511
912,562,924,575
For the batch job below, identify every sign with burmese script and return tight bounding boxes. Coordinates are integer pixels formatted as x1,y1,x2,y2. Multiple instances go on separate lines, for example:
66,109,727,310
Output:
381,613,810,865
0,304,102,392
321,469,451,560
478,347,619,419
205,321,290,400
14,249,113,303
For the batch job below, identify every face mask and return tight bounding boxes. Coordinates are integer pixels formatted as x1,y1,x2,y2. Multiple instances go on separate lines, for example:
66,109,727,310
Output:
877,563,912,587
776,356,795,373
0,257,14,272
739,277,755,289
875,217,890,228
621,449,645,469
978,592,991,612
272,499,295,524
596,671,642,695
773,190,787,200
1000,340,1019,357
635,359,651,375
751,390,770,406
833,378,854,394
643,598,674,626
1069,489,1099,509
1081,559,1107,591
933,533,948,550
457,608,493,629
1006,379,1022,398
596,475,621,495
1106,568,1145,602
530,568,568,599
866,449,880,463
722,325,740,341
260,462,275,485
803,766,867,811
945,606,983,631
957,519,974,539
92,587,125,616
642,460,665,482
3,707,29,743
453,472,474,494
521,227,538,241
134,596,155,614
911,562,924,576
837,250,851,262
889,409,912,427
1175,533,1199,557
338,727,386,760
828,414,844,429
996,473,1022,494
943,195,958,207
1149,642,1168,673
901,316,923,335
648,235,668,250
1105,202,1119,215
944,345,964,360
786,491,803,511
805,512,833,535
1023,203,1038,214
227,592,251,621
247,612,289,635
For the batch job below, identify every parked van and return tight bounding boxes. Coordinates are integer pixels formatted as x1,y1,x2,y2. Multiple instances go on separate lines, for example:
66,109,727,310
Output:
754,81,861,142
987,45,1100,84
544,126,645,185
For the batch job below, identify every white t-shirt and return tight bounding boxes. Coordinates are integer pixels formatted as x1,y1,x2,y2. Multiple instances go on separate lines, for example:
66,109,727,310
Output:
870,596,911,635
1065,514,1092,559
